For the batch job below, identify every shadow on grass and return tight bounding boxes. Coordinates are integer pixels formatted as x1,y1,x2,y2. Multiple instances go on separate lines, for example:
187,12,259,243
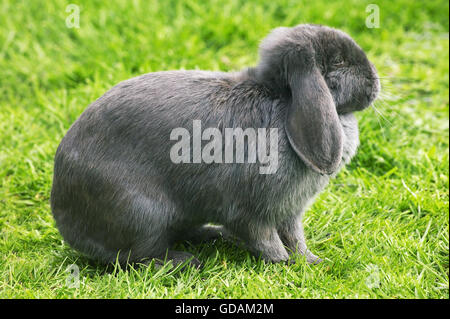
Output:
52,237,289,278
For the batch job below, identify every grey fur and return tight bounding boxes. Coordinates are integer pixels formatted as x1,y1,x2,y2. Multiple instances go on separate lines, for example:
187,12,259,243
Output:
51,24,379,266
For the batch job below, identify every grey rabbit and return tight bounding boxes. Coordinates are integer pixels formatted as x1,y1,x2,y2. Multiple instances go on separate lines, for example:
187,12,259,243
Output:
51,24,380,267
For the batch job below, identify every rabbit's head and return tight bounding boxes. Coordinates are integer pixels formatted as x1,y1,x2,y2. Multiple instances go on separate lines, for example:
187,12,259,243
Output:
254,24,379,175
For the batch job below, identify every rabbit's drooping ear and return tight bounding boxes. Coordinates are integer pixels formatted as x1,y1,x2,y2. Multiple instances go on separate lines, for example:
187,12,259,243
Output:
255,27,344,175
284,49,343,175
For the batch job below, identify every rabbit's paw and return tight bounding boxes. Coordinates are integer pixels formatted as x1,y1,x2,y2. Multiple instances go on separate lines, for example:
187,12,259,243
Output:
305,252,323,265
286,250,323,265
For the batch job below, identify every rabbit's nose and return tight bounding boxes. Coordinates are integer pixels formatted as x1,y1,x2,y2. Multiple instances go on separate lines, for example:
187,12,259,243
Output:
366,78,380,102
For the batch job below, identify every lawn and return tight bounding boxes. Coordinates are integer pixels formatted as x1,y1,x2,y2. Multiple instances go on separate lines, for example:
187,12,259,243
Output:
0,0,448,298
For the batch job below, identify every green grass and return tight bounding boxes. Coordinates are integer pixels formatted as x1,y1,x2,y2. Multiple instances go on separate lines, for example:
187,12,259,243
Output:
0,0,448,298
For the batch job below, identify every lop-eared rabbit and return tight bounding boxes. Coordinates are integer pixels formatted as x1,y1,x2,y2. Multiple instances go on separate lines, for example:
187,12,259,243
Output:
51,24,380,267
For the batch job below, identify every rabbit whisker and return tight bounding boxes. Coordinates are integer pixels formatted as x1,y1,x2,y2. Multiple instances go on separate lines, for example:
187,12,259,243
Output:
371,102,393,126
371,105,388,139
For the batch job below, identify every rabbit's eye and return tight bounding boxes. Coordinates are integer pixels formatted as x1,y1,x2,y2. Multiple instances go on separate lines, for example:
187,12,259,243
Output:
332,56,346,67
